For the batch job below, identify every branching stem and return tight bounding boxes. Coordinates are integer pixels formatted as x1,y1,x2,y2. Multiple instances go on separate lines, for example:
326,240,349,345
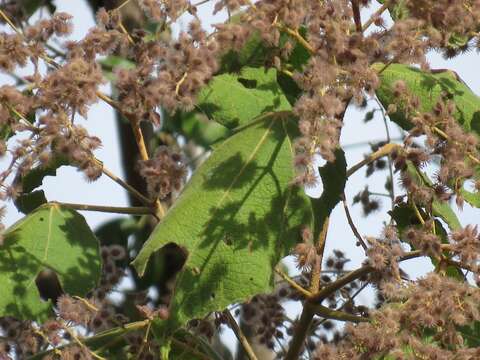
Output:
275,267,312,298
347,143,400,178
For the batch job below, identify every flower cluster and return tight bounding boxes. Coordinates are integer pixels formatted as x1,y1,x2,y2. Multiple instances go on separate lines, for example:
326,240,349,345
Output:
137,146,186,200
315,273,480,359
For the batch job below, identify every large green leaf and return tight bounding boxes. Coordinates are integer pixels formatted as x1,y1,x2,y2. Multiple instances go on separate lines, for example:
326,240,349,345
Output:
197,67,292,129
375,63,480,135
132,115,312,331
0,204,101,321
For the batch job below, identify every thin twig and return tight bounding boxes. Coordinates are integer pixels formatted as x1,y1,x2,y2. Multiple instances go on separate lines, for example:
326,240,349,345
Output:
433,126,480,165
312,304,369,323
99,163,152,206
170,338,211,360
341,193,368,251
310,217,329,293
277,24,314,54
137,321,152,360
362,1,390,32
0,8,21,35
409,197,426,225
175,72,189,96
28,320,150,360
224,310,258,360
309,244,454,303
375,97,396,208
119,22,134,45
286,217,330,360
50,202,153,215
116,0,132,10
346,143,400,178
63,327,106,360
275,267,312,298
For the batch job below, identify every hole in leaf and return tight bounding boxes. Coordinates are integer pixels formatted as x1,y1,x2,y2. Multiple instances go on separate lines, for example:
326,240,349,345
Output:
154,243,188,306
35,269,64,303
237,78,257,89
211,293,215,299
223,235,232,246
39,217,44,222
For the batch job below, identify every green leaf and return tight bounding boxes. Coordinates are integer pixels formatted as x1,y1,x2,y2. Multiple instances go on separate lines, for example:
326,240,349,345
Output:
377,0,409,20
197,67,292,129
220,31,271,73
95,217,139,247
460,187,480,208
13,156,69,214
19,0,56,17
14,190,48,214
311,149,347,239
132,114,312,332
0,203,101,321
20,156,69,193
374,63,480,135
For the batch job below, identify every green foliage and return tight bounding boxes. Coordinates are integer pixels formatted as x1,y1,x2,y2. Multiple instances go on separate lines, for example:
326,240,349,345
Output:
133,66,315,333
133,114,312,332
197,67,292,129
0,204,100,321
94,217,140,247
13,156,69,214
377,0,409,20
461,188,480,208
219,30,271,73
18,0,56,17
375,63,480,135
